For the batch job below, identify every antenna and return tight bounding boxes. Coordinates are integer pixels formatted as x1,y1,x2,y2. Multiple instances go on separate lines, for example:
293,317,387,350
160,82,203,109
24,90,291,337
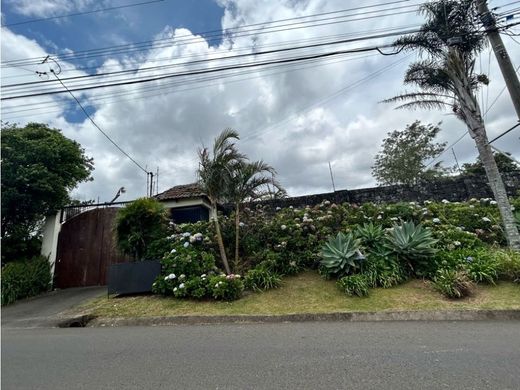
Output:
451,148,461,174
328,161,336,192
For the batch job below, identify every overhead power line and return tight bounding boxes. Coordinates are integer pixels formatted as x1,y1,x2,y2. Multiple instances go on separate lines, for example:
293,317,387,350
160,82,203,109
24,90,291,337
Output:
1,0,165,28
1,52,378,118
49,68,149,174
1,0,425,67
0,40,406,101
2,28,418,91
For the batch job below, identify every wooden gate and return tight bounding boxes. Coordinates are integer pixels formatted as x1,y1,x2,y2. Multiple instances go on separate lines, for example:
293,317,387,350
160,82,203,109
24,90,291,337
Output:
54,207,129,288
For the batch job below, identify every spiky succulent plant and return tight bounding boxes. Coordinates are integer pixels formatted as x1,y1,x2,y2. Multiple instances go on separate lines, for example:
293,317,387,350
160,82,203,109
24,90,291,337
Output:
320,232,364,278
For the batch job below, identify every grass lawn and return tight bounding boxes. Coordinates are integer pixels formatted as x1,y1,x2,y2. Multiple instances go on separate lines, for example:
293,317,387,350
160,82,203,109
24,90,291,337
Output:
72,271,520,318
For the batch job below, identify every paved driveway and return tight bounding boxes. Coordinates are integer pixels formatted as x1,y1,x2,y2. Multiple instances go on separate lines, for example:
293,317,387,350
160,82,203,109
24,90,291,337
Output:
1,286,105,328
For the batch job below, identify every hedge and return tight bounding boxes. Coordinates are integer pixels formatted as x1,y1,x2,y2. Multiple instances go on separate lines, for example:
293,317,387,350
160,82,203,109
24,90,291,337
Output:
1,256,52,306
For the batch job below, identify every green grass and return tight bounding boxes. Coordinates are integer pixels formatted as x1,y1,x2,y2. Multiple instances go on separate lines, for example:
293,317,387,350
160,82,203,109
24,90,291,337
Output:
71,271,520,318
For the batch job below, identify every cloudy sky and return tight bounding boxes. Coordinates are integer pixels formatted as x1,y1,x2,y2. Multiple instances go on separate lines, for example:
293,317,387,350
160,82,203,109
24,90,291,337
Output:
1,0,519,203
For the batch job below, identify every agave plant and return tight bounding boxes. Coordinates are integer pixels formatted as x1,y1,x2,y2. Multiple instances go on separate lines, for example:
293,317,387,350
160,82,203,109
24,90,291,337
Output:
320,232,364,278
386,221,438,272
355,223,385,249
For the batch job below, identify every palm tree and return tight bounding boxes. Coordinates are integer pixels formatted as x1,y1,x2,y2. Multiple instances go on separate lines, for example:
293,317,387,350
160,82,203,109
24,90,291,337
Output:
384,0,520,249
227,160,282,270
197,129,245,274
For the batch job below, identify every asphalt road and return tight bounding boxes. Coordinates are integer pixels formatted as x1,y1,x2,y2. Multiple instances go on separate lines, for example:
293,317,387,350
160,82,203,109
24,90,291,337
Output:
2,321,520,390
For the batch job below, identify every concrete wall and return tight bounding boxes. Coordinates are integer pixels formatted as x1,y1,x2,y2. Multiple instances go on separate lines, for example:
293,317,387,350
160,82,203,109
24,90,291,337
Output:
40,211,61,276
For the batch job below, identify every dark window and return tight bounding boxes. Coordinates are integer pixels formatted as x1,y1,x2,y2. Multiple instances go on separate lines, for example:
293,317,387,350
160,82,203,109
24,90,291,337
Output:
170,206,209,224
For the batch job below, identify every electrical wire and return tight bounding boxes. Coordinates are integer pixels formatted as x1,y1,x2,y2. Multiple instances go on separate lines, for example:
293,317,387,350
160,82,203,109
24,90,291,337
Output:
1,0,165,28
1,52,378,118
50,69,149,174
2,27,419,91
0,41,404,101
1,0,425,67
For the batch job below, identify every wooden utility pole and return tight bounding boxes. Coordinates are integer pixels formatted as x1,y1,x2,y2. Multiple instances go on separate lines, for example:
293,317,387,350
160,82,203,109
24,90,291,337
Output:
477,0,520,120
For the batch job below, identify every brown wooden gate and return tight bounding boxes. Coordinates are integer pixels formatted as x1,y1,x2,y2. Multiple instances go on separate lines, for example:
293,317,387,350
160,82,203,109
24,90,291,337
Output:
54,207,129,288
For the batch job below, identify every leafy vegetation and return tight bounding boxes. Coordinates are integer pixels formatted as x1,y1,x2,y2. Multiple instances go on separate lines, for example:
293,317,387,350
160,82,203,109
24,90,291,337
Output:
337,274,370,297
115,198,169,260
320,232,364,278
1,256,52,306
384,0,520,248
372,121,447,186
1,122,93,262
433,269,474,299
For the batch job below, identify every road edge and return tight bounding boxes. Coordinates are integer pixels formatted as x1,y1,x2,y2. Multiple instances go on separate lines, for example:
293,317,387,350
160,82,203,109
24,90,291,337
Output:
81,309,520,327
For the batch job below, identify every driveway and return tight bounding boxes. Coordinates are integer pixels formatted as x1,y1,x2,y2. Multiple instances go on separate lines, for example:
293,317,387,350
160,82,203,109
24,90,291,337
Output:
1,286,105,328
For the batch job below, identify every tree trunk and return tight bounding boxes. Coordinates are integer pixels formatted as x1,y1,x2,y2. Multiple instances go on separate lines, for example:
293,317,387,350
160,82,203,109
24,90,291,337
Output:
448,48,520,250
471,124,520,249
234,202,240,272
211,201,231,274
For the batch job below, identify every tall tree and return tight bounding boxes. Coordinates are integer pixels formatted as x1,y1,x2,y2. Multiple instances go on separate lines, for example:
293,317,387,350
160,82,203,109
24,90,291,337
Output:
383,0,520,249
197,129,245,274
227,160,282,270
1,122,94,261
372,121,447,185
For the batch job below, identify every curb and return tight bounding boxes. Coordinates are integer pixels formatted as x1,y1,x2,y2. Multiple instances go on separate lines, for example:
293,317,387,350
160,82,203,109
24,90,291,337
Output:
85,309,520,327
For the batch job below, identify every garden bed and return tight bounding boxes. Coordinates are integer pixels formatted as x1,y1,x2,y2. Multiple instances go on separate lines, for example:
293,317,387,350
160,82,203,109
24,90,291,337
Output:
69,271,520,318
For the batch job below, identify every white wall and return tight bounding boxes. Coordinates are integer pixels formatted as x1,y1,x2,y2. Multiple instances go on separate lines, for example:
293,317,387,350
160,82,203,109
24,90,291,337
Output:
40,211,61,277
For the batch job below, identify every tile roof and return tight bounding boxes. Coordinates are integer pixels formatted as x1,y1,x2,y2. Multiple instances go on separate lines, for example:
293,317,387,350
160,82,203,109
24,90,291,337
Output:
155,183,207,201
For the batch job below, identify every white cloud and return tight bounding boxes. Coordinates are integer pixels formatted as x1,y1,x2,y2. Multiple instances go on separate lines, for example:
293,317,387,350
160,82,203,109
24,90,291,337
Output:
2,0,519,202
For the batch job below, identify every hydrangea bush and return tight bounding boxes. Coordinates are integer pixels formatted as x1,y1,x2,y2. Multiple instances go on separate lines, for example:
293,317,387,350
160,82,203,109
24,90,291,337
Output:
150,197,519,301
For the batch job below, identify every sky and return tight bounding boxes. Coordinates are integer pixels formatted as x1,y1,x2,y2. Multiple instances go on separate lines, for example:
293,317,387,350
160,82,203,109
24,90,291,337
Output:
1,0,520,203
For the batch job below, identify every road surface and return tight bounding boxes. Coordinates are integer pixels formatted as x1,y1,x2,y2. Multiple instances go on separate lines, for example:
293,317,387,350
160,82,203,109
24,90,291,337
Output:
2,321,519,389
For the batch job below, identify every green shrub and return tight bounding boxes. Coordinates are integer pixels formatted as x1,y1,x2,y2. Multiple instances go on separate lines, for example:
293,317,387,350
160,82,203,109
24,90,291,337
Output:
355,223,384,249
1,256,52,305
244,267,282,291
386,221,438,273
433,269,474,299
494,249,520,283
115,198,169,260
320,232,364,278
337,274,370,297
363,254,408,288
433,227,485,251
209,274,244,301
465,252,498,284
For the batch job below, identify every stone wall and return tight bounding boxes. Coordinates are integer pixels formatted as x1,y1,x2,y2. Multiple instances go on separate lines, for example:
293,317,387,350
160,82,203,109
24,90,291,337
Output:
247,172,520,210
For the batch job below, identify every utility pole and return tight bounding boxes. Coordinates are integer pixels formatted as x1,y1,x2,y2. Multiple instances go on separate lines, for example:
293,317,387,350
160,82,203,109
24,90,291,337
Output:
148,171,154,197
477,0,520,121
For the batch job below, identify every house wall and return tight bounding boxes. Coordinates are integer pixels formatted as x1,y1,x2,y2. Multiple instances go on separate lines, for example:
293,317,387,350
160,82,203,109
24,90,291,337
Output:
160,198,214,219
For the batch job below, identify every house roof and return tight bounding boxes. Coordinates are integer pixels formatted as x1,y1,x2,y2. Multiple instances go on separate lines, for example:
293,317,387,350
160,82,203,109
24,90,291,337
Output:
155,183,207,201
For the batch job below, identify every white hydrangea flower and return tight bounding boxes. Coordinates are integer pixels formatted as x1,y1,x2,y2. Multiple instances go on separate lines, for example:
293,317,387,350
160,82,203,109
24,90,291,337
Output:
183,242,189,248
276,207,281,211
432,218,441,224
490,200,497,205
281,224,287,230
441,199,450,204
179,283,185,289
179,274,186,279
453,241,461,246
377,215,382,220
182,232,191,238
170,248,177,254
390,217,398,221
173,287,178,292
239,222,245,227
482,217,491,222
